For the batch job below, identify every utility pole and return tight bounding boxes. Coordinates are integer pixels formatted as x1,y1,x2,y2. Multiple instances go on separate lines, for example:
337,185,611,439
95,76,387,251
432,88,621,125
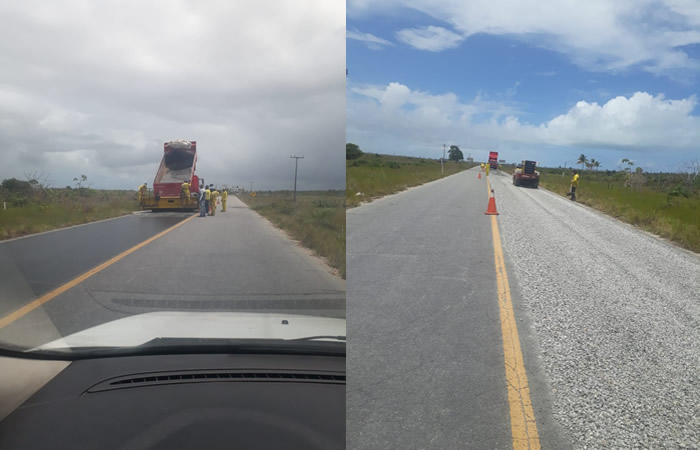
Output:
442,144,446,174
250,181,253,192
290,155,304,202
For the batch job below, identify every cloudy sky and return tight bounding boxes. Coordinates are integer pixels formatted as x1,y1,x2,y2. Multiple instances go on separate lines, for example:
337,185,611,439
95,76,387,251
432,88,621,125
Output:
0,0,345,190
347,0,700,172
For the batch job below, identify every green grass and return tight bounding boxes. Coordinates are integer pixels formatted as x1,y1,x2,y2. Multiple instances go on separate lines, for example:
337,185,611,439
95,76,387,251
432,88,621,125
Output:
236,191,346,278
538,168,700,253
347,153,476,207
0,190,138,240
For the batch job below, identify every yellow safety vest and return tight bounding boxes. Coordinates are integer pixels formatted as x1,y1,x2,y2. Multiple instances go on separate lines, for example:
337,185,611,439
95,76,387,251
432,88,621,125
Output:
571,174,580,187
222,191,228,201
205,189,211,200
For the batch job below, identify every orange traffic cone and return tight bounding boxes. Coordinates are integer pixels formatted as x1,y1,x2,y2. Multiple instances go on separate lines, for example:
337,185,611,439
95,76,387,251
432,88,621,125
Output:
478,172,482,179
485,190,499,215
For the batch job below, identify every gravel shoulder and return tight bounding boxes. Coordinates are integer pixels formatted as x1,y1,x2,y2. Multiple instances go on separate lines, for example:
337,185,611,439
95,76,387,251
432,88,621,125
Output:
490,171,700,448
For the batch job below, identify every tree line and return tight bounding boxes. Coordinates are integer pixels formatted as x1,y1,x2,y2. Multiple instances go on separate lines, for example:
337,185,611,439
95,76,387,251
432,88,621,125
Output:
347,143,466,162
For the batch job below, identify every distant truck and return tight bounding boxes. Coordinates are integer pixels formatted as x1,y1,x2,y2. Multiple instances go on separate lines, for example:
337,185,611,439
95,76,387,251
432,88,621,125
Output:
512,160,540,188
141,139,200,211
488,151,499,169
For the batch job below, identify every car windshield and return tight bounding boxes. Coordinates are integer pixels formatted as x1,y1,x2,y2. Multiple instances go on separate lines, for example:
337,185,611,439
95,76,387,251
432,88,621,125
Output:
0,2,345,356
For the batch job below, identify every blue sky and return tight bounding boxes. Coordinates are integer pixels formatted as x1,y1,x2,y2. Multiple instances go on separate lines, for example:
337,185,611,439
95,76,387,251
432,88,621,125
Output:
347,1,700,172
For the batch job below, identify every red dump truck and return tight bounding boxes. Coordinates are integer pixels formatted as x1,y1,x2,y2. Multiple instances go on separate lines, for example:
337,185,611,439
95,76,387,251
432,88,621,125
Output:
488,151,499,169
141,140,200,211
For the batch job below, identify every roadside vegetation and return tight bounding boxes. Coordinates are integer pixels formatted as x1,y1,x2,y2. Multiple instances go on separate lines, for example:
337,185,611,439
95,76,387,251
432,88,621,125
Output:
346,143,476,207
1,174,138,240
236,190,346,278
536,158,700,253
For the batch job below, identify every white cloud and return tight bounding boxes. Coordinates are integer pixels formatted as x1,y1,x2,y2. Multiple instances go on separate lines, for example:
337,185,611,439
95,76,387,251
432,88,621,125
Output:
347,82,700,169
0,0,345,190
528,93,699,148
347,28,394,50
378,82,411,109
396,26,464,51
348,0,700,76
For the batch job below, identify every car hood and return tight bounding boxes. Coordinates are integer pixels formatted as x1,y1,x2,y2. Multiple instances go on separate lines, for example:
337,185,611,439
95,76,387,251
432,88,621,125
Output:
35,311,345,351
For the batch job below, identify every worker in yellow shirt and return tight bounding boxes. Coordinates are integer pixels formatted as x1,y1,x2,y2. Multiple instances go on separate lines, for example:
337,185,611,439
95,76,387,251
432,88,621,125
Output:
221,189,228,212
181,181,190,206
210,188,219,216
205,186,211,215
568,170,580,201
480,163,485,171
138,182,148,205
486,164,490,176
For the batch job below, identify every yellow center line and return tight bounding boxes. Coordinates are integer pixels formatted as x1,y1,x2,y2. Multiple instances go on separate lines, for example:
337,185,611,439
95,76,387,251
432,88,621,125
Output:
0,214,197,329
486,175,541,449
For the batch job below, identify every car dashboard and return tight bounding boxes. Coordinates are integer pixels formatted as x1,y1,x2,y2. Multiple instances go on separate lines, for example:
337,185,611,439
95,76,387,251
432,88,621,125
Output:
0,353,345,450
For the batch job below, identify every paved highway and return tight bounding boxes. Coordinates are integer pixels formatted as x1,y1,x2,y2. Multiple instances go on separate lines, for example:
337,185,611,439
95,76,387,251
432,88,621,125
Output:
0,195,345,349
347,166,698,449
347,167,567,449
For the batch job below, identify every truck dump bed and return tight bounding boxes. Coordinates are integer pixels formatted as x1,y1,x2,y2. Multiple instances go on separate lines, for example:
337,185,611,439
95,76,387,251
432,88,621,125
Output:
153,140,197,198
156,151,194,183
137,140,200,211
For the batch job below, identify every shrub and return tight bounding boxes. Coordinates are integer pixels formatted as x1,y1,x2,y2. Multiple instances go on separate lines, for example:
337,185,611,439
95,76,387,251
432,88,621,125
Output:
1,178,33,195
346,143,363,160
11,196,29,207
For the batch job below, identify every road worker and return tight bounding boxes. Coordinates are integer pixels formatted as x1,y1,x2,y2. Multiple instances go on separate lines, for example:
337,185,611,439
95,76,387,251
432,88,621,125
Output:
138,182,148,204
181,180,190,206
221,189,228,212
480,163,484,171
486,164,490,176
205,185,211,215
567,170,580,201
210,187,219,216
199,184,207,217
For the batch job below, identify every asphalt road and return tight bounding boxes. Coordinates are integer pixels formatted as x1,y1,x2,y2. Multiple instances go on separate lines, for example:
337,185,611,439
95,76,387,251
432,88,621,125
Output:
347,166,698,449
0,196,345,349
0,214,186,318
347,168,568,449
